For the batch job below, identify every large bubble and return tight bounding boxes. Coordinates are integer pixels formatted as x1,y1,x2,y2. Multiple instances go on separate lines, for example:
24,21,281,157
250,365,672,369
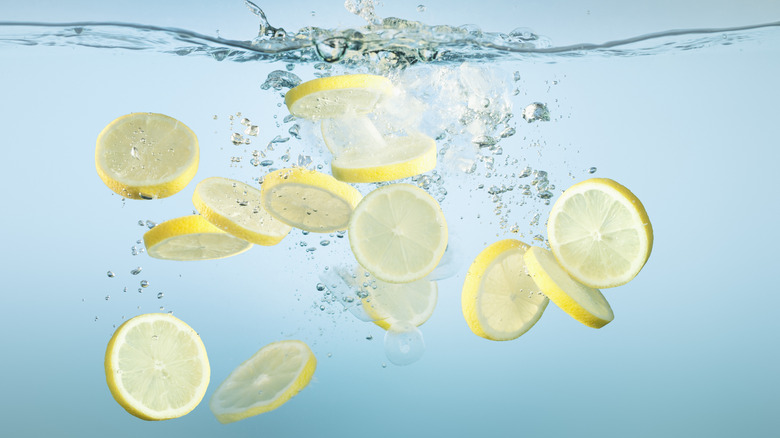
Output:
384,321,425,366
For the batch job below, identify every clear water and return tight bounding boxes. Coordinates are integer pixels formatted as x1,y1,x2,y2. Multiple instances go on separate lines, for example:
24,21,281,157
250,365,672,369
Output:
2,1,779,437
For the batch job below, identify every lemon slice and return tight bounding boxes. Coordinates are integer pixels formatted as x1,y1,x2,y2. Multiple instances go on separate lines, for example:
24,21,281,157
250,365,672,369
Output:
349,183,448,283
524,246,614,329
330,132,437,183
547,178,653,288
261,167,362,233
209,340,316,424
143,215,253,261
192,177,292,246
320,115,387,156
95,112,199,200
358,269,438,330
284,74,393,120
461,239,549,341
104,313,210,421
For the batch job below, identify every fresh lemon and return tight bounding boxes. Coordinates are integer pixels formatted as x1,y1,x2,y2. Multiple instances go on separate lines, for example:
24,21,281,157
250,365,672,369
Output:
284,74,393,120
348,183,448,283
547,178,653,288
209,340,316,424
260,167,362,233
524,246,614,329
358,269,438,330
104,313,210,421
192,176,292,246
461,239,549,341
95,112,199,200
320,115,387,156
330,133,437,183
143,215,253,261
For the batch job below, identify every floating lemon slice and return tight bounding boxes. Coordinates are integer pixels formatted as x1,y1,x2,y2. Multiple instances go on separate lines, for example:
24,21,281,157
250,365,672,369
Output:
105,313,210,421
143,215,253,261
547,178,653,288
209,340,316,424
320,115,387,156
358,269,438,330
192,177,292,246
349,183,448,283
284,74,393,120
524,246,614,329
461,239,549,341
330,134,437,183
261,167,362,233
95,112,199,200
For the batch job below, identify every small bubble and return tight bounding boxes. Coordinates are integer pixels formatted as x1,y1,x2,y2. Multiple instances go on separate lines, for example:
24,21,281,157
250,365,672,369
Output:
231,132,244,145
366,335,373,341
105,295,110,301
522,102,550,123
140,280,149,288
106,271,115,278
384,322,425,366
589,167,597,174
417,4,426,12
145,220,156,229
245,125,259,136
157,292,164,299
316,283,326,292
130,267,142,275
381,362,387,368
320,240,331,246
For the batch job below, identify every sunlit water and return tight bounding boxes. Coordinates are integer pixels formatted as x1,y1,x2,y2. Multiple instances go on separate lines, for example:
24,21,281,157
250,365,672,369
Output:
2,0,779,435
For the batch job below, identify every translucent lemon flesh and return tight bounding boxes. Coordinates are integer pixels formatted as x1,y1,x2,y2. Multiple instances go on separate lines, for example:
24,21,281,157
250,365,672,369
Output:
192,176,292,246
209,340,316,424
143,215,253,261
104,313,210,421
284,74,393,120
95,112,198,200
462,239,548,341
349,183,448,284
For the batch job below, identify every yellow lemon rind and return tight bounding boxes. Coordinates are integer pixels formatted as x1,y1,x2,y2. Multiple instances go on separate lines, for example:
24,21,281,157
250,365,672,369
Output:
524,246,614,329
260,167,363,233
284,74,393,120
95,112,199,200
331,136,437,183
143,215,253,261
104,313,210,421
192,177,291,246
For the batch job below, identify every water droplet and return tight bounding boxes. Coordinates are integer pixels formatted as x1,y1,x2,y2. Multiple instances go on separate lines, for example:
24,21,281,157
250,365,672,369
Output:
145,220,156,229
231,133,244,145
366,334,373,341
417,4,426,12
297,154,312,168
589,167,597,174
384,322,425,366
320,240,331,246
105,295,110,301
106,270,115,278
140,280,149,288
157,292,164,299
244,125,259,136
130,267,142,275
316,283,326,292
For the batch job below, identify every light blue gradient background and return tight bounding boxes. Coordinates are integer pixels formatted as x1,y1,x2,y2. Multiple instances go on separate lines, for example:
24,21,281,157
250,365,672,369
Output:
1,1,779,437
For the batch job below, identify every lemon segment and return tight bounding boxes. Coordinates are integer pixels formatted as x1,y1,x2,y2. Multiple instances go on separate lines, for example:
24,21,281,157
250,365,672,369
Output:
192,177,292,246
330,132,438,183
95,112,199,200
285,74,393,120
349,184,448,284
209,340,317,424
104,313,210,421
524,246,614,329
260,168,362,233
461,239,549,341
143,215,253,261
358,269,438,330
547,178,653,288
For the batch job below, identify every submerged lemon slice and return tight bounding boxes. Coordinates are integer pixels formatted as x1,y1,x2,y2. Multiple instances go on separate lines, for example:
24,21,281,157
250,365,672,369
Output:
358,270,438,330
192,177,292,246
285,74,393,120
143,215,253,261
349,183,448,284
462,239,549,341
547,178,653,288
209,340,317,424
260,167,362,233
330,133,437,183
95,112,199,200
105,313,210,421
524,246,614,329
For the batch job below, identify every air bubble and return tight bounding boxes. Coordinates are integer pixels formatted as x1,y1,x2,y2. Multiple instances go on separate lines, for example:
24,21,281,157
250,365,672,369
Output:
384,322,425,366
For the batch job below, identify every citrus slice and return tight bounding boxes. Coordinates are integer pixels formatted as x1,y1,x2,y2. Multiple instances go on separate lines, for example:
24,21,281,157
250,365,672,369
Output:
104,313,210,421
284,74,393,120
143,215,253,261
95,112,199,200
524,246,614,329
209,340,316,424
357,269,438,330
260,167,362,233
330,132,437,183
320,115,387,156
461,239,549,341
348,183,448,283
192,177,292,246
547,178,653,288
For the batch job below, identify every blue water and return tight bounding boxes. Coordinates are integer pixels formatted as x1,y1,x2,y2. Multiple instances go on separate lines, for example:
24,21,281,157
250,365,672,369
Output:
1,1,780,437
